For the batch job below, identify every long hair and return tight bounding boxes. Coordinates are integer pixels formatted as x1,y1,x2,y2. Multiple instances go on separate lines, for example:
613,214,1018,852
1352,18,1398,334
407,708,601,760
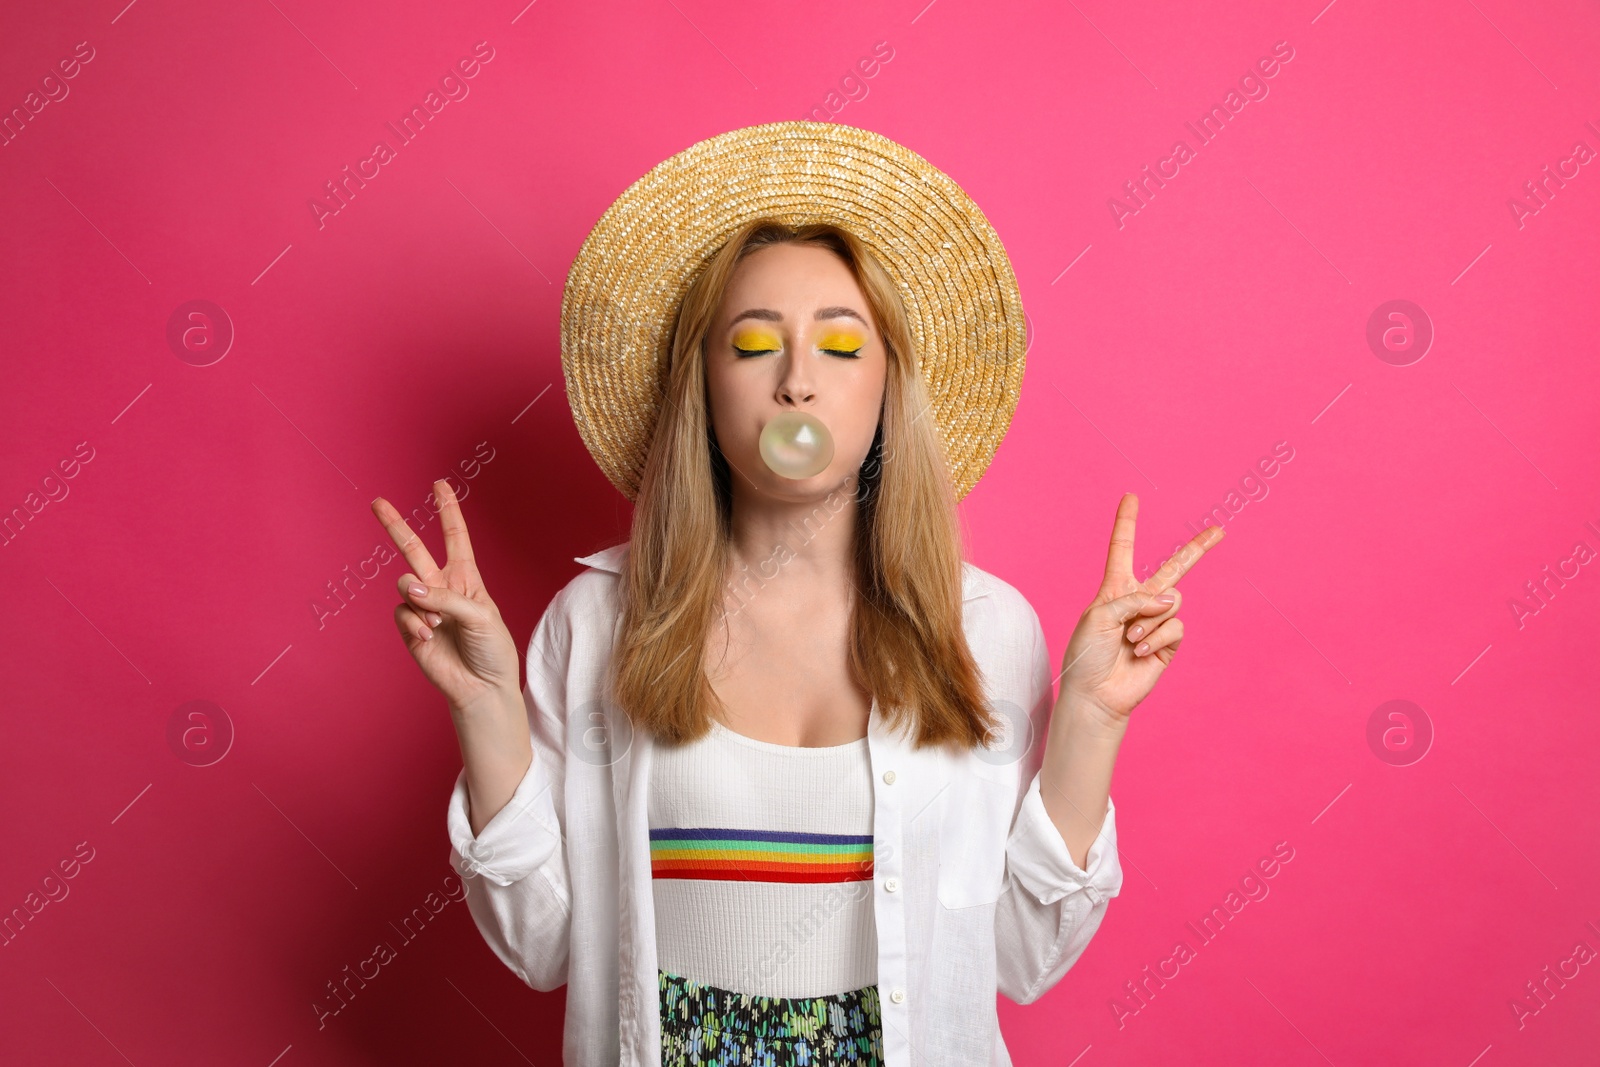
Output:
609,218,1000,751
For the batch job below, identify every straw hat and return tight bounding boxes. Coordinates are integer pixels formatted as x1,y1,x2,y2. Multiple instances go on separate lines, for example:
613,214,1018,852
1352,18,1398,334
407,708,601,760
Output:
559,120,1027,503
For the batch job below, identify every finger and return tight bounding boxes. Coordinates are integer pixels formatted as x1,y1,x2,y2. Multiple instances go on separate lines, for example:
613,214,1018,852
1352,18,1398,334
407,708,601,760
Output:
1103,583,1178,625
394,602,435,644
398,573,490,629
432,479,477,566
373,495,443,582
1143,524,1225,596
1099,493,1140,594
1132,616,1183,658
1125,587,1181,644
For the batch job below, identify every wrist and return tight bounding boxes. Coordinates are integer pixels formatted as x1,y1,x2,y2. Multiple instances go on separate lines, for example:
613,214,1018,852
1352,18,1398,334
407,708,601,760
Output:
1054,689,1130,745
451,683,523,722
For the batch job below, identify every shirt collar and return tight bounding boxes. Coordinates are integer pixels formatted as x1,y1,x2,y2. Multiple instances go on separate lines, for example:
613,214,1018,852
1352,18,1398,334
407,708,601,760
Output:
574,541,991,602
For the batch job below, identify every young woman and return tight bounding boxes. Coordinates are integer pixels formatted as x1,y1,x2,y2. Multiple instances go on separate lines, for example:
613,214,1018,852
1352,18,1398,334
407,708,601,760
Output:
371,124,1221,1067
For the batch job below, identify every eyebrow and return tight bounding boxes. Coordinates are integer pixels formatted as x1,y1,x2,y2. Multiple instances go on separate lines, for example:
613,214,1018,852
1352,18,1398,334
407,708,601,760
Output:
727,306,868,328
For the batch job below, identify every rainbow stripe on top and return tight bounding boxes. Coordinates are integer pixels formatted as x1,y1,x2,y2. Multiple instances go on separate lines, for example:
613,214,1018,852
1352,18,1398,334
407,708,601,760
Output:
650,827,874,884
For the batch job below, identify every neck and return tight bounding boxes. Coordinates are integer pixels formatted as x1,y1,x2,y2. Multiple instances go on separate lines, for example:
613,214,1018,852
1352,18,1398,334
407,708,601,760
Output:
724,475,863,606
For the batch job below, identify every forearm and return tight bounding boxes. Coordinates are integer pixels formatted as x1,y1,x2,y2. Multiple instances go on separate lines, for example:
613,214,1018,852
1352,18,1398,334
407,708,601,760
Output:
1037,696,1127,870
453,685,534,838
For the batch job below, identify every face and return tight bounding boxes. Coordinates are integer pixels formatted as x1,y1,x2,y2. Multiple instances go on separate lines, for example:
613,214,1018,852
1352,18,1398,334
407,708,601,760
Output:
704,242,888,502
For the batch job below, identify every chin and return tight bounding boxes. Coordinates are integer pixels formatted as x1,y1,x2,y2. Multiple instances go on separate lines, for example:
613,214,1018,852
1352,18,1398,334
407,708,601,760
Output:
745,464,856,503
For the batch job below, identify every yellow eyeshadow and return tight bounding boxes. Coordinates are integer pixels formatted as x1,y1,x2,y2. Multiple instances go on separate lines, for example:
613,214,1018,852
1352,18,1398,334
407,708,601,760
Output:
731,328,781,351
816,331,864,352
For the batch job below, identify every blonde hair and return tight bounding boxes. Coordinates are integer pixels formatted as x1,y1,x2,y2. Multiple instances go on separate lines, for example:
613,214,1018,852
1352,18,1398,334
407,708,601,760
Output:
610,218,999,751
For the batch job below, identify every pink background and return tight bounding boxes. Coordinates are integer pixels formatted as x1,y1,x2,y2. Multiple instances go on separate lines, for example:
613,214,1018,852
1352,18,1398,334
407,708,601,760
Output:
3,0,1598,1063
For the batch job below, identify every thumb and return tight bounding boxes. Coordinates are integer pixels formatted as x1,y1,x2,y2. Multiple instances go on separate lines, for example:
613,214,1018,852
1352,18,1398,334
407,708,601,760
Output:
400,574,494,630
1102,586,1175,625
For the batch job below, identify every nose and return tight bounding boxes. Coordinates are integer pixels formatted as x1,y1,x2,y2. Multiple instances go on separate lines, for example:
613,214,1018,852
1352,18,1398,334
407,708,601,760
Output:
776,346,816,407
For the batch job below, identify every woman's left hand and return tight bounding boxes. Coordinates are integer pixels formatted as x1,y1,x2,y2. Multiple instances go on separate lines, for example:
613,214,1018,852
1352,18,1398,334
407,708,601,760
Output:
1058,492,1225,728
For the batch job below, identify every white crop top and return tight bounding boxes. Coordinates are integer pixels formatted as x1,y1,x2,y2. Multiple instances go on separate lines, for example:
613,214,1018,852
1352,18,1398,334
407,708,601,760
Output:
648,716,877,999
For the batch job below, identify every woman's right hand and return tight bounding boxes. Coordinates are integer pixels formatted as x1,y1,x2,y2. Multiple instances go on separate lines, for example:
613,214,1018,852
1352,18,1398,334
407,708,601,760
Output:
372,479,520,714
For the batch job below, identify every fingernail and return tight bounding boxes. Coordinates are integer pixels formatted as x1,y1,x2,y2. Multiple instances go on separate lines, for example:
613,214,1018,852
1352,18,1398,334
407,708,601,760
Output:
1135,641,1150,656
410,583,428,598
1128,624,1145,641
1155,593,1175,604
427,612,442,627
421,626,434,641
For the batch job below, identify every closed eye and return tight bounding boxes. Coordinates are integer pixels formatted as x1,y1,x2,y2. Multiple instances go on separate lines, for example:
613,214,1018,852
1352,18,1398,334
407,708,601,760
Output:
732,346,862,359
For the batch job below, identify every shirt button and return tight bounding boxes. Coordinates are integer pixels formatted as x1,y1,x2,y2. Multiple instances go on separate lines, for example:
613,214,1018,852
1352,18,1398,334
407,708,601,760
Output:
884,877,899,893
890,989,906,1004
882,770,896,784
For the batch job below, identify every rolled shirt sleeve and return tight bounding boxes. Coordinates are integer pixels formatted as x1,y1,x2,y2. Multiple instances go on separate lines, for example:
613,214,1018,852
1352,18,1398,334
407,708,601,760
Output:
446,740,562,887
1005,773,1121,907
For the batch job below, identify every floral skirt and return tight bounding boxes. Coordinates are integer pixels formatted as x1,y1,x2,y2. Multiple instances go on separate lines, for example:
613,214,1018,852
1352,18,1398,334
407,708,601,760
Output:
658,968,885,1066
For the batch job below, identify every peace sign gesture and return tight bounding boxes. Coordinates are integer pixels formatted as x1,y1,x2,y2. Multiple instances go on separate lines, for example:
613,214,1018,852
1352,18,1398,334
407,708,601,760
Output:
1058,493,1225,725
371,479,521,714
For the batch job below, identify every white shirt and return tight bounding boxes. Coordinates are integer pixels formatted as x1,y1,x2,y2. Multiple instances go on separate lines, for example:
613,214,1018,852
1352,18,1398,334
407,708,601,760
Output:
445,541,1123,1066
649,714,877,998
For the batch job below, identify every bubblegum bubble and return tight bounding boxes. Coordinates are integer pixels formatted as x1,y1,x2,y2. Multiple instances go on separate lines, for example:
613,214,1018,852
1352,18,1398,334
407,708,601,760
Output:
759,410,834,480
